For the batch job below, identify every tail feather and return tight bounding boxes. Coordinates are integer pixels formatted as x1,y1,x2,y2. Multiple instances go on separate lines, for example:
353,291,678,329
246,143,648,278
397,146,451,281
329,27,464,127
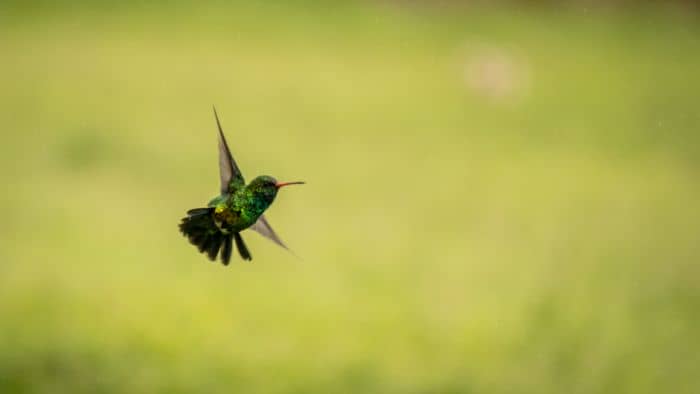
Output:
187,207,214,216
180,207,223,263
234,233,252,261
221,235,233,265
205,232,223,261
191,232,207,250
197,236,211,253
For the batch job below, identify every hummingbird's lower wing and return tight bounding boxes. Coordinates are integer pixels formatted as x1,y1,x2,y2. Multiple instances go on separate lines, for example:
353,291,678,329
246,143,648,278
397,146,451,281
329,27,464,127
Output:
248,215,288,250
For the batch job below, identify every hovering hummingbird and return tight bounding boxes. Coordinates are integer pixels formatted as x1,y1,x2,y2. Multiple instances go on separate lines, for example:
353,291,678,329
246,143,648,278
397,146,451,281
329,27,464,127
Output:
179,107,304,265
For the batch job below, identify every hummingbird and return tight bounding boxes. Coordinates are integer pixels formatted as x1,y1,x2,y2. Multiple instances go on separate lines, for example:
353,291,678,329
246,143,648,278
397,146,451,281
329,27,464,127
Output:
178,107,304,265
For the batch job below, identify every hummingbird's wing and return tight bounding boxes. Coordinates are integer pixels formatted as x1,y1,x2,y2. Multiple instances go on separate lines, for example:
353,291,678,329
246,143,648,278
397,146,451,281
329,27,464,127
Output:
249,215,289,250
213,106,245,194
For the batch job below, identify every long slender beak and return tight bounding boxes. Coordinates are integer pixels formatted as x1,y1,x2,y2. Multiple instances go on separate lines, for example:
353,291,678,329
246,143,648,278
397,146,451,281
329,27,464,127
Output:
275,181,305,189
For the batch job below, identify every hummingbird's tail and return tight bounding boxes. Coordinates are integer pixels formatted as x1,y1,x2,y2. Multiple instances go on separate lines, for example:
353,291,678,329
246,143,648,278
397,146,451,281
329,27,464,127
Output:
179,207,227,264
179,208,252,265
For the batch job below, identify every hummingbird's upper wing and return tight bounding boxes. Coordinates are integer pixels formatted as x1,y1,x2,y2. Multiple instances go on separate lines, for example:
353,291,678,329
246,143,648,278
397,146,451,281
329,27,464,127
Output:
213,106,245,194
248,215,289,250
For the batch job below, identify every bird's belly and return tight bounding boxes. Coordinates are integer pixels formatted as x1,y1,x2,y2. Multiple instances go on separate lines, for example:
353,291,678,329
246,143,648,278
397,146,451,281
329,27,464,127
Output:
213,208,244,233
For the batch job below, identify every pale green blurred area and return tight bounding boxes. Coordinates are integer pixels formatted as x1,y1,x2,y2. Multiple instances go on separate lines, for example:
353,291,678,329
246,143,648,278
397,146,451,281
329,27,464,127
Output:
1,1,700,393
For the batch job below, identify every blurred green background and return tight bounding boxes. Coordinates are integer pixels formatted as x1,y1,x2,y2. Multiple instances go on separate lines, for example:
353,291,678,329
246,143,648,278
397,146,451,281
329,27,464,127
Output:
1,1,699,393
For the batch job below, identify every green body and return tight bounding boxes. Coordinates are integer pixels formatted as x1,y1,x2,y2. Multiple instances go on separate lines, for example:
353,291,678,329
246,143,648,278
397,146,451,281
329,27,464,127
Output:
207,176,279,233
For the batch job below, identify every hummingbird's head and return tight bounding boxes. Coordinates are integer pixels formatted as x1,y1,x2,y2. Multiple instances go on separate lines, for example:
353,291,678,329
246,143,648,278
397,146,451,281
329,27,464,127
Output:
248,176,305,205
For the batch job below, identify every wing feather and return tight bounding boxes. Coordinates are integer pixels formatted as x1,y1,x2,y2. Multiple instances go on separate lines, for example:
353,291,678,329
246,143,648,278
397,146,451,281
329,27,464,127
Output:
213,106,244,194
248,215,289,250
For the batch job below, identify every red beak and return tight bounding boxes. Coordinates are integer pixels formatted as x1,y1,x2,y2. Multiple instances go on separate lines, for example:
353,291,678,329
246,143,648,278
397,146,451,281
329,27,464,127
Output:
275,181,305,189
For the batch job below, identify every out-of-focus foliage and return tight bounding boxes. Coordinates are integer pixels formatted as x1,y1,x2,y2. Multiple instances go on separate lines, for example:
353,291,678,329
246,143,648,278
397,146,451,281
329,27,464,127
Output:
1,2,699,393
